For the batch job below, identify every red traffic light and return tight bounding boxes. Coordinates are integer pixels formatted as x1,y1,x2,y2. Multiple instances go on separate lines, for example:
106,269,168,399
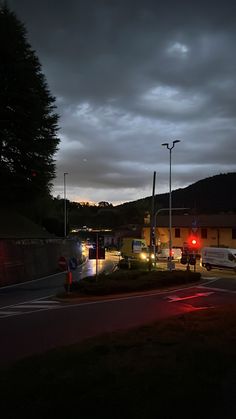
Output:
188,235,199,248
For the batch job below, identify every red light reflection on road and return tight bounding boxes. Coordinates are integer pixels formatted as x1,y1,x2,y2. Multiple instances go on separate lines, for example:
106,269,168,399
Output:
179,304,215,313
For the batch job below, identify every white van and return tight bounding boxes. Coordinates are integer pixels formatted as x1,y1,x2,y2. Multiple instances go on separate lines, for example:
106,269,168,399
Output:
200,247,236,272
157,248,182,262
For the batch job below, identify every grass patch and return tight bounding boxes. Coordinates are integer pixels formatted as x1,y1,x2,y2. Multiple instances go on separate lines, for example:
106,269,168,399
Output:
1,305,236,418
63,269,201,297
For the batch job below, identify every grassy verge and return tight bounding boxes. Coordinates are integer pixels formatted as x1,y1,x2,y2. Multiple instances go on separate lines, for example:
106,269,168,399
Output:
63,269,201,297
1,305,236,418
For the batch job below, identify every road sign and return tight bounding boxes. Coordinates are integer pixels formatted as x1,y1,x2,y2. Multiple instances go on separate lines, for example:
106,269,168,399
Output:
89,248,96,259
89,247,105,260
68,257,77,271
58,256,67,271
191,219,198,233
98,247,105,259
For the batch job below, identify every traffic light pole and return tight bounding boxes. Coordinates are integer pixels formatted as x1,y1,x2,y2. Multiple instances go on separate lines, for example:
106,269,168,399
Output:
64,172,68,238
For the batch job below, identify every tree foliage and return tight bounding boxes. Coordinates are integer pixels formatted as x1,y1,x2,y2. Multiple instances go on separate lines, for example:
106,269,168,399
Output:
98,201,113,208
0,3,60,204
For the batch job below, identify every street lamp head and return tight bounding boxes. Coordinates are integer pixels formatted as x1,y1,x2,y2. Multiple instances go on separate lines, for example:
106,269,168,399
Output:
173,140,180,145
64,172,68,175
161,143,169,147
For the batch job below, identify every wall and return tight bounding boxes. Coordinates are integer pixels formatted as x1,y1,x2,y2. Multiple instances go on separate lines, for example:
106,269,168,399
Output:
0,238,82,287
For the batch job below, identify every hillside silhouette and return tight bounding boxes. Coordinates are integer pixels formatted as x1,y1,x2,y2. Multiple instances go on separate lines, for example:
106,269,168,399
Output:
116,173,236,224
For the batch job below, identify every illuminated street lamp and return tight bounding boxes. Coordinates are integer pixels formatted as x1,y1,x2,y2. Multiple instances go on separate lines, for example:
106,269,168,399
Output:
64,172,68,238
161,140,181,270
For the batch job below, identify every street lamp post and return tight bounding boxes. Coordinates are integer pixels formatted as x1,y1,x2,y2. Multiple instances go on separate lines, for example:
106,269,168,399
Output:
153,207,189,264
64,172,68,238
161,140,181,270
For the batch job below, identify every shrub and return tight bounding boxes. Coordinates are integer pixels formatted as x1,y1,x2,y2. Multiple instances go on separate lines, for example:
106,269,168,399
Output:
63,270,201,296
118,258,149,270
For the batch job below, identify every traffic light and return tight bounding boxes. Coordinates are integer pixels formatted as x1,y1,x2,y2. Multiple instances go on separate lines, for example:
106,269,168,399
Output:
187,235,200,250
189,254,196,265
180,255,187,265
88,234,105,260
98,235,104,248
98,247,105,259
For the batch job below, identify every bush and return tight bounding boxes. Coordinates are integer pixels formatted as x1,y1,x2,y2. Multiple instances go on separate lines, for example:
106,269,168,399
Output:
63,270,201,297
118,259,129,269
118,258,149,270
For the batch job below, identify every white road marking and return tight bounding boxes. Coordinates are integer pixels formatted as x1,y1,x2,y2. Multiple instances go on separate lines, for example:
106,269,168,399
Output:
0,311,22,317
166,292,214,302
0,271,66,289
178,304,216,311
0,299,62,318
201,277,219,281
32,300,60,304
197,285,236,294
16,300,60,307
13,304,58,309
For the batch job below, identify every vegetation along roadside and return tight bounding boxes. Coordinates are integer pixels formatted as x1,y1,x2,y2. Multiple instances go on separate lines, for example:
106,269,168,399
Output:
61,268,201,297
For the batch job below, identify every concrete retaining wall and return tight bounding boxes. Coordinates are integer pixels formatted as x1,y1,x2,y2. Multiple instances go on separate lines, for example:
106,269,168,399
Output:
0,238,82,287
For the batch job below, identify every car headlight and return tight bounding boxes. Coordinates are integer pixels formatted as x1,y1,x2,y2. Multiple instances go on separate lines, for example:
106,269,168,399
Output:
140,252,147,260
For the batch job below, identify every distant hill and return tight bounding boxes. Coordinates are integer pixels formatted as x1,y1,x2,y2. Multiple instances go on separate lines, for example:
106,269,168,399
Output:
115,173,236,223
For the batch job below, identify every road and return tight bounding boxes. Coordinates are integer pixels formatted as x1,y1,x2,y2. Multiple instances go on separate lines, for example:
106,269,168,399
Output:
0,250,119,307
0,255,236,366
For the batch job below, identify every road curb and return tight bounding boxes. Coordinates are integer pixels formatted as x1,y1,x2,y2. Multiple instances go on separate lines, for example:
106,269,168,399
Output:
54,278,204,304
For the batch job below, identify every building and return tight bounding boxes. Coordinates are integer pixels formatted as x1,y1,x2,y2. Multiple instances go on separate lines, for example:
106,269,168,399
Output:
142,213,236,251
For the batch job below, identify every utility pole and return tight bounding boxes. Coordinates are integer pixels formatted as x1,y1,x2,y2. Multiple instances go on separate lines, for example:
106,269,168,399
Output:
64,172,68,238
149,171,156,271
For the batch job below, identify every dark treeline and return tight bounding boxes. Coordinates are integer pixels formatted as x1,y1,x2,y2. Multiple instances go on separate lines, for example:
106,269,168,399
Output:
42,172,236,237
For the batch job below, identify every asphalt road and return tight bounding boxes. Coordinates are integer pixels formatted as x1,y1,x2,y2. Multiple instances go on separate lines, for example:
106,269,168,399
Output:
0,251,118,307
1,261,236,366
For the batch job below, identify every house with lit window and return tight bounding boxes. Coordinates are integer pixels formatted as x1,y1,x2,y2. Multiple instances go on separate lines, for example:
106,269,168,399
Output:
142,213,236,251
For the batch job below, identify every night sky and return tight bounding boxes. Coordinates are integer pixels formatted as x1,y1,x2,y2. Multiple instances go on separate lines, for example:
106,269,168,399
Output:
8,0,236,204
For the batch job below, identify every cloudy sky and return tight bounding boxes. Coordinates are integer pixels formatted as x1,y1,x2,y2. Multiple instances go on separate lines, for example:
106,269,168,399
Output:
8,0,236,205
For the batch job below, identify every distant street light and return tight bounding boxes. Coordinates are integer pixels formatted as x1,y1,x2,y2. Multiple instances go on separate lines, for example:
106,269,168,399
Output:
64,172,68,238
161,140,181,270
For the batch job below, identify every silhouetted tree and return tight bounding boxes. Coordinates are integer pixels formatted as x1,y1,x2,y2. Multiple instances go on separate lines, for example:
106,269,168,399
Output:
0,3,59,204
98,201,113,208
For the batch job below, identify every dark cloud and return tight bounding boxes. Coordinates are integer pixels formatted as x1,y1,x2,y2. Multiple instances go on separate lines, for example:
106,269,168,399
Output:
8,0,236,204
